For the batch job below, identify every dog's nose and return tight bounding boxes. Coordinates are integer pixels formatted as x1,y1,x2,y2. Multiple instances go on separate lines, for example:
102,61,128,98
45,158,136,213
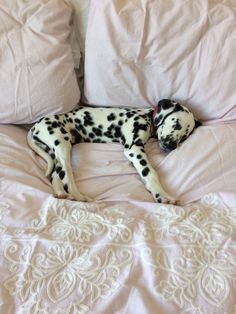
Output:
160,141,177,152
166,141,177,150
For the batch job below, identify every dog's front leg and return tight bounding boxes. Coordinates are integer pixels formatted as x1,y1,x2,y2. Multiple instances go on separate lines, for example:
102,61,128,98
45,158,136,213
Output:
124,146,176,204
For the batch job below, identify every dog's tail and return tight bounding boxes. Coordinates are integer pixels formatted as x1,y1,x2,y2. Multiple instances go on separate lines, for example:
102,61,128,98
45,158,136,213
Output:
27,130,54,177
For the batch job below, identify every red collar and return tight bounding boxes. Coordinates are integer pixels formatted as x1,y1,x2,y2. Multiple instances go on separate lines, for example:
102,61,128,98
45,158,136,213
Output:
151,102,160,135
152,102,160,120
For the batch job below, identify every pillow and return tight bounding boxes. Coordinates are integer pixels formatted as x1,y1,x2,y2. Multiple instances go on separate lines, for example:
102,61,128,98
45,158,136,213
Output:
84,0,236,122
0,0,80,124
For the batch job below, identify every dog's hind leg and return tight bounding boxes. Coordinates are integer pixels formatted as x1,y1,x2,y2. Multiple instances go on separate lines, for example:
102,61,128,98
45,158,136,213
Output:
53,142,90,202
50,170,75,200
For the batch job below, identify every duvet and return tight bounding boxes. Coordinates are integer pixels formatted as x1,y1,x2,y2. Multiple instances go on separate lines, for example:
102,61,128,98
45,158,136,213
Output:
0,122,236,313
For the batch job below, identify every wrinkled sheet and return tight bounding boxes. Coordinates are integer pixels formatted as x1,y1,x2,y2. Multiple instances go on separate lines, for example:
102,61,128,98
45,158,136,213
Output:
0,124,236,313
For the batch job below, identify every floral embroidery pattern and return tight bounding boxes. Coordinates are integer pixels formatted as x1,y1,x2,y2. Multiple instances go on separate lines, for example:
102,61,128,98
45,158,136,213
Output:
140,194,236,311
4,242,132,311
1,194,236,313
30,200,134,244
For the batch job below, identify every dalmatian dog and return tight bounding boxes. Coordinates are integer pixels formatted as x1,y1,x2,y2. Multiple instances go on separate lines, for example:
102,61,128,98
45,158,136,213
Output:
27,99,201,204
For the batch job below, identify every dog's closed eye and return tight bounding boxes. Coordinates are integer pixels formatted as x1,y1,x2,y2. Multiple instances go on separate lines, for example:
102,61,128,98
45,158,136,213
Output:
179,135,187,143
195,119,202,128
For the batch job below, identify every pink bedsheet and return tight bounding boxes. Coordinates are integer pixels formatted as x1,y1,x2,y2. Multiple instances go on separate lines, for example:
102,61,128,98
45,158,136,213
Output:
0,124,236,313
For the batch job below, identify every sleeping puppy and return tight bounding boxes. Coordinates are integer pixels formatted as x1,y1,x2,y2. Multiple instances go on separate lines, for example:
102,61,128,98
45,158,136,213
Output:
27,99,201,204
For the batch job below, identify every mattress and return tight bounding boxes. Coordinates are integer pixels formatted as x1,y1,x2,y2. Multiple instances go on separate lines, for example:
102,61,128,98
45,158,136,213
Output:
0,123,236,313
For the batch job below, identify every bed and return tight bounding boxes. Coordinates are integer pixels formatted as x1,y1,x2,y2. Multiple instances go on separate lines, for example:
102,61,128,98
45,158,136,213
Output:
0,0,236,313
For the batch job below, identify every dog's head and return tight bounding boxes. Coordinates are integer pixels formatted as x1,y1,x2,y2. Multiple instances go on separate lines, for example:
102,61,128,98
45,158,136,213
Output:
153,99,201,152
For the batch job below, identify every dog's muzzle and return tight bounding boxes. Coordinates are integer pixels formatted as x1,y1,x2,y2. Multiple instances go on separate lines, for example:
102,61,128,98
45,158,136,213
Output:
159,140,178,153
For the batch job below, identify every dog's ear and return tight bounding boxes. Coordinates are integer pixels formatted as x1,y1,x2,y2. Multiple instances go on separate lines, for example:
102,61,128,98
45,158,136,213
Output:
194,119,202,128
158,99,174,111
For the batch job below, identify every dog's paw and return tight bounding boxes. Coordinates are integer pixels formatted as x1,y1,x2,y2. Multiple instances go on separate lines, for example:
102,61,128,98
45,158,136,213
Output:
54,193,92,202
155,192,177,205
54,193,76,201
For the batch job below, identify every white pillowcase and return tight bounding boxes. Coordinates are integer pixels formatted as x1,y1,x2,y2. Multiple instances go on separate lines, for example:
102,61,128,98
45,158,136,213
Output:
84,0,236,122
0,0,80,124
